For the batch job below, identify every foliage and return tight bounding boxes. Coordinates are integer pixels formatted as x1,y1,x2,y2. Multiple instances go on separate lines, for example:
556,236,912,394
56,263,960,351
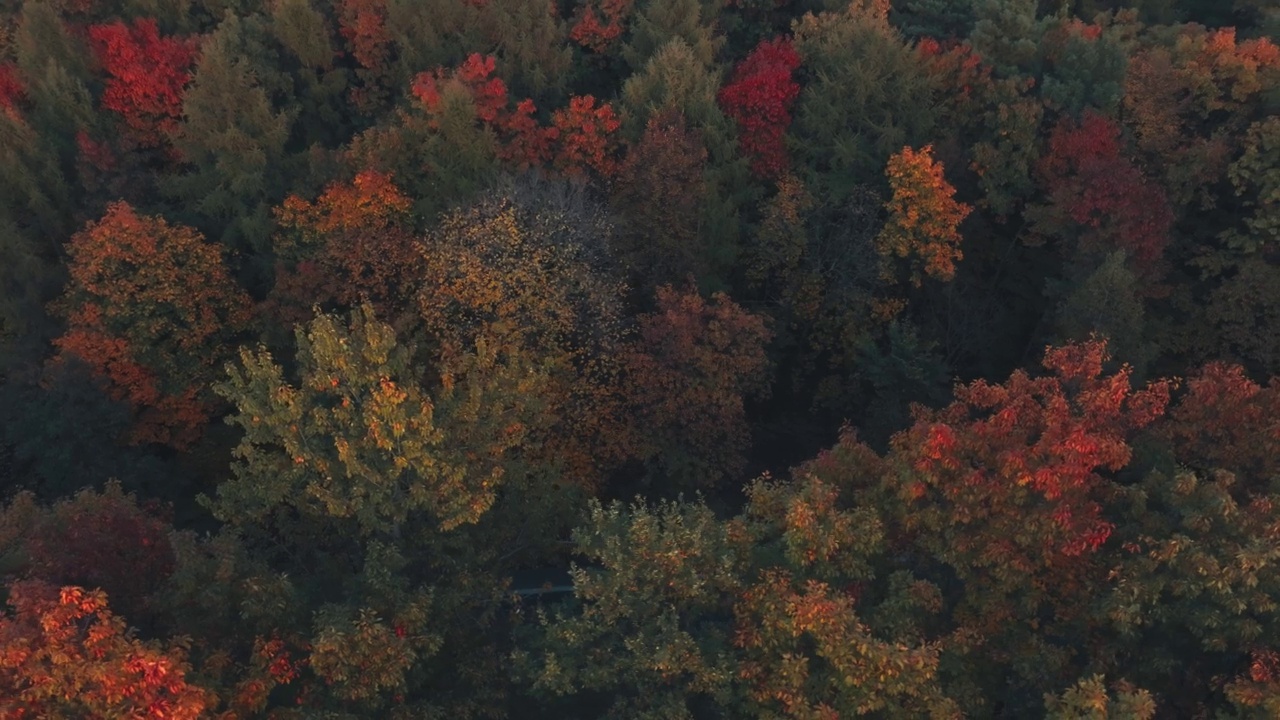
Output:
0,581,213,719
86,18,196,154
50,202,252,449
415,186,629,486
270,169,421,322
1032,111,1174,283
621,285,772,490
876,144,970,286
609,109,708,287
211,303,529,536
717,37,802,180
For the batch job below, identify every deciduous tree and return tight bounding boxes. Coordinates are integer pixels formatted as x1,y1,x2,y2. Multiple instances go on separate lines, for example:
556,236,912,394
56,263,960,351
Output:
50,202,252,449
876,144,970,287
0,581,214,720
620,285,772,490
717,36,801,180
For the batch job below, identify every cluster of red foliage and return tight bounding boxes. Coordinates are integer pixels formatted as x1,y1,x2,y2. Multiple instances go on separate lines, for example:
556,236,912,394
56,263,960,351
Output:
569,0,634,53
0,64,25,116
622,286,772,486
412,54,622,177
901,340,1172,560
1038,111,1174,270
551,95,622,177
0,581,212,719
916,38,989,105
23,487,175,621
336,0,395,111
86,19,196,151
718,38,803,179
1161,362,1280,486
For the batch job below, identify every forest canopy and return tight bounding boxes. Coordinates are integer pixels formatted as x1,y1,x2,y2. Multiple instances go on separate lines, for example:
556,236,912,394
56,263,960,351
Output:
1,0,1279,717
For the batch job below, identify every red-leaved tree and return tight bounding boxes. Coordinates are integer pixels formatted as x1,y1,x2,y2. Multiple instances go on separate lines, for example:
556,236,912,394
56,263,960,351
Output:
569,0,635,53
50,203,252,449
0,64,25,116
87,19,196,153
1035,111,1174,281
621,286,773,489
717,37,802,180
0,581,213,720
411,54,621,178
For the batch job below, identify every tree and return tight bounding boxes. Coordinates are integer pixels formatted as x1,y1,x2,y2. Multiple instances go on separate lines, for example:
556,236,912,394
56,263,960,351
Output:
1037,15,1130,118
717,36,802,180
620,39,754,287
1157,361,1280,487
86,18,196,155
1043,677,1156,720
211,303,530,537
166,12,297,256
550,94,622,178
50,202,252,449
875,144,971,287
518,472,959,717
621,0,723,72
620,285,772,491
1031,111,1174,285
335,0,397,114
1052,250,1153,374
569,0,635,54
270,169,422,322
0,581,214,719
883,340,1172,705
415,185,630,486
891,0,976,39
0,482,175,624
1100,466,1280,715
790,1,939,203
349,55,502,218
609,109,709,287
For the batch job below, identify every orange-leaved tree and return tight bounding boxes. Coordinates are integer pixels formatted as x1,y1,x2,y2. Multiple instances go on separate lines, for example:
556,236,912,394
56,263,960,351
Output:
50,202,252,449
0,581,214,719
417,189,630,486
876,144,971,287
270,170,421,324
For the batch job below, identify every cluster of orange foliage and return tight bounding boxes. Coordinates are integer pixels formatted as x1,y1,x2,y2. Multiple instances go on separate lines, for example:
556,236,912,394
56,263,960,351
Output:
877,145,971,286
51,203,251,449
0,582,212,719
272,170,422,318
412,54,621,177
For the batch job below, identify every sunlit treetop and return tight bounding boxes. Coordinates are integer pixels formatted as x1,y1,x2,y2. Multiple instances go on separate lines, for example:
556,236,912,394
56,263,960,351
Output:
877,144,971,287
0,580,214,720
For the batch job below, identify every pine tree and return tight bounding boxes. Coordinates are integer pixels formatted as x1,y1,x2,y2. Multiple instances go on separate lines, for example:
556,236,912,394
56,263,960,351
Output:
621,39,754,287
166,12,297,257
790,2,940,203
621,0,724,72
